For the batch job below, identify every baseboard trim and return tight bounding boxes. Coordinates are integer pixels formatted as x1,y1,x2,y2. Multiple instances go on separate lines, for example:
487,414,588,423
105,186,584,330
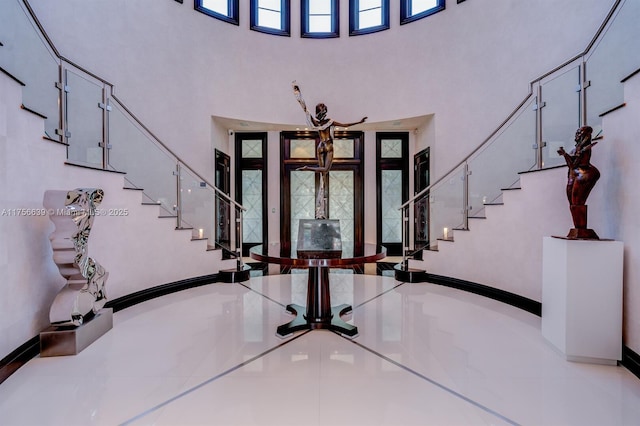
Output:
622,346,640,380
0,273,219,385
425,273,542,317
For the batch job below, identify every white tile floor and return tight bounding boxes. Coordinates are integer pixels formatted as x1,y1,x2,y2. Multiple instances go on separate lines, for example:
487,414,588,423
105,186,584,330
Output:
1,272,640,425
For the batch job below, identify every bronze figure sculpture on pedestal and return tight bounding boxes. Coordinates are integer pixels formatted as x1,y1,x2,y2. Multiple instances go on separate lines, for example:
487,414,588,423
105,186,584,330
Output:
292,81,367,219
557,126,603,239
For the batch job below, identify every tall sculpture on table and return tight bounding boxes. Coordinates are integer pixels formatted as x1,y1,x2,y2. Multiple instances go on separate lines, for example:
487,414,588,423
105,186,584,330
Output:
292,81,367,219
41,188,112,356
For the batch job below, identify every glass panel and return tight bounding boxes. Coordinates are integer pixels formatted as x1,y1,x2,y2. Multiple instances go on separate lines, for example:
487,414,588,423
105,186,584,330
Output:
309,15,331,32
467,98,537,218
108,102,177,215
0,0,60,141
202,0,229,15
242,170,263,243
429,166,465,241
381,139,403,158
180,168,214,240
411,0,438,15
334,139,354,158
65,70,103,167
290,171,316,247
382,170,402,243
242,139,263,158
290,139,316,158
329,170,354,253
585,0,640,129
541,67,580,168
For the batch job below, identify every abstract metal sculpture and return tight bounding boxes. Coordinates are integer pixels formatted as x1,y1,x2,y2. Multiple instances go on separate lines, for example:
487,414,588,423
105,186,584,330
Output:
43,188,108,325
557,126,603,239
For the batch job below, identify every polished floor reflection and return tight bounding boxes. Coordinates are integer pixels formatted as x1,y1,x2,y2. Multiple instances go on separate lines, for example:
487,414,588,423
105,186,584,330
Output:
1,273,640,425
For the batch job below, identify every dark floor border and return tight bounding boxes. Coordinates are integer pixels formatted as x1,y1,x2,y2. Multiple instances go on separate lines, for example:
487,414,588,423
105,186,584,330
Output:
0,273,219,385
425,273,542,317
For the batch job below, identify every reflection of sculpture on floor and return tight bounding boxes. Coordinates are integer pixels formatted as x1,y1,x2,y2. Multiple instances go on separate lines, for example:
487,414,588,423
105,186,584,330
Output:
43,188,108,325
292,81,367,219
557,126,603,239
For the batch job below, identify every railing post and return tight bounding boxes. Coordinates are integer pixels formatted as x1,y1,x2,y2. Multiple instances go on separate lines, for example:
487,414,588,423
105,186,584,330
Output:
401,205,409,268
236,208,244,270
462,162,470,230
534,84,545,169
175,163,182,229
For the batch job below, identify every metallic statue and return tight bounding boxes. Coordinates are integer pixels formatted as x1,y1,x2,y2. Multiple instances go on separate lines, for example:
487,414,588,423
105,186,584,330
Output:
557,126,602,239
44,188,108,325
292,81,367,219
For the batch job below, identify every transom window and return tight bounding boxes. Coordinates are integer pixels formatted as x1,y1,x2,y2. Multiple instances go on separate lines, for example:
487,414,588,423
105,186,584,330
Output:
195,0,239,25
302,0,339,38
251,0,290,36
350,0,389,36
401,0,445,25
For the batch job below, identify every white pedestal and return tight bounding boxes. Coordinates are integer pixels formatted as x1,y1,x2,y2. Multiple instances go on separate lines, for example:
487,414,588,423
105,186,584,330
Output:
542,237,623,365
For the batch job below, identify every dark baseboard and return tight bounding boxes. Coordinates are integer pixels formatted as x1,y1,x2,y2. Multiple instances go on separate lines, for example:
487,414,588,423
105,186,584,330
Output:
0,273,219,385
622,346,640,380
104,274,219,313
425,273,542,317
0,336,40,385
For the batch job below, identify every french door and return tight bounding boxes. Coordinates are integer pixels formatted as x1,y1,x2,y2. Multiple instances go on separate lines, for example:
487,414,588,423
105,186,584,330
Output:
280,131,364,256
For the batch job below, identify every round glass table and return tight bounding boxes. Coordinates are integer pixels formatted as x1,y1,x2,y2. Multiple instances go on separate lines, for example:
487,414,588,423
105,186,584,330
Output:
250,243,386,338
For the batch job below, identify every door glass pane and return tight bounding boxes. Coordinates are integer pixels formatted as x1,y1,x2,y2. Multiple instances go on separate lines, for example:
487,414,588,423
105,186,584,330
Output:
242,139,263,158
329,170,354,253
381,139,403,158
382,170,402,243
291,139,316,158
242,170,263,243
290,171,316,247
334,139,354,158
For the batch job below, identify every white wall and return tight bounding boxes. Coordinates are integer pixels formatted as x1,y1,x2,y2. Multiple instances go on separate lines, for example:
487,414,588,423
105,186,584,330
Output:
0,74,229,359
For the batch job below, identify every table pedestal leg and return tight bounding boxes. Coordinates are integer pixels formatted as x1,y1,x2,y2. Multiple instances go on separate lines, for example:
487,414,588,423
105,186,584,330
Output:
276,266,358,338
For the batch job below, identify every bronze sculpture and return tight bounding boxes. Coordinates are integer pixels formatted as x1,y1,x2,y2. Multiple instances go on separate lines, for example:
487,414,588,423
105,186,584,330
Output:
292,81,367,219
557,126,602,239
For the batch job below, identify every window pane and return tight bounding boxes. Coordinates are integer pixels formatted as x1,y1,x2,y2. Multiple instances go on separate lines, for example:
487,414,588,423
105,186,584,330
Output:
309,0,331,14
290,139,316,158
360,0,381,9
334,139,355,158
411,0,439,15
382,170,402,242
309,15,331,32
242,170,263,243
260,0,281,10
202,0,228,16
381,139,403,158
359,8,382,29
258,8,281,29
242,139,263,158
